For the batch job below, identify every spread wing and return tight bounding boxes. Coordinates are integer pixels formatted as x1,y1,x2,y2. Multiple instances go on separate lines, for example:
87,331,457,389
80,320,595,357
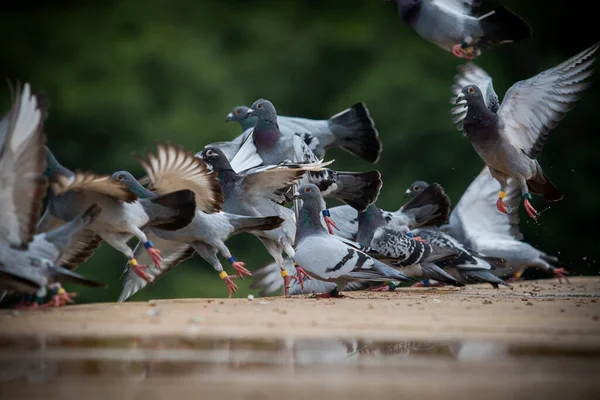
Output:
497,43,598,159
451,62,500,131
0,83,47,249
137,142,223,213
51,171,137,203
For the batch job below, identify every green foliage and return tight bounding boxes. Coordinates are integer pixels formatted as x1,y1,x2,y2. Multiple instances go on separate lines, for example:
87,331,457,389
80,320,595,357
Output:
1,1,598,302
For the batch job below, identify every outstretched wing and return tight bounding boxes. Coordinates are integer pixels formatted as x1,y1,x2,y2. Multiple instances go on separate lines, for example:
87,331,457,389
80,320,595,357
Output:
51,171,137,203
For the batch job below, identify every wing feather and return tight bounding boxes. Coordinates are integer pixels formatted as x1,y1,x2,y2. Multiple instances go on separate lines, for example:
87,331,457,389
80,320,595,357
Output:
50,171,137,203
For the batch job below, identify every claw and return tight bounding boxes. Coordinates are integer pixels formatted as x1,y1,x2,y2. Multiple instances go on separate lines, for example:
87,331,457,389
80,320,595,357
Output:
496,198,509,214
146,247,163,269
523,199,539,220
452,44,467,58
132,263,152,282
294,264,312,290
42,288,77,308
552,267,570,284
231,261,251,279
222,275,238,298
324,216,338,235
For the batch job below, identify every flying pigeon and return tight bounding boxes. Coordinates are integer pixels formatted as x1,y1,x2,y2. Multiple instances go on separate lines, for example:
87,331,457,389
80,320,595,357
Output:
391,0,531,59
222,102,382,163
0,83,105,308
454,43,598,219
291,184,417,297
328,182,451,241
198,146,330,295
441,167,569,282
114,170,284,299
38,145,204,281
229,99,382,234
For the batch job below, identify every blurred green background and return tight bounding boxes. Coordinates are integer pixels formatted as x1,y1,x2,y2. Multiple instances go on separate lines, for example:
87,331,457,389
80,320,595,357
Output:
1,0,598,302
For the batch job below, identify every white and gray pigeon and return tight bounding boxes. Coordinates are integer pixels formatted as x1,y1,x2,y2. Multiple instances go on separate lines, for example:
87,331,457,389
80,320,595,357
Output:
228,99,382,234
220,102,382,163
454,43,598,219
391,0,531,59
291,184,417,297
0,83,105,307
198,146,330,295
115,170,284,300
328,182,451,241
418,168,568,282
37,145,205,282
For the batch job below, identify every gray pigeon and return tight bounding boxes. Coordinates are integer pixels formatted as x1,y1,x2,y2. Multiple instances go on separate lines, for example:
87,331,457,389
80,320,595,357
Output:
291,184,417,297
230,99,382,234
454,43,598,219
198,146,330,295
392,0,531,59
222,102,382,162
443,166,569,282
329,182,451,241
0,83,104,307
114,170,284,300
38,145,203,281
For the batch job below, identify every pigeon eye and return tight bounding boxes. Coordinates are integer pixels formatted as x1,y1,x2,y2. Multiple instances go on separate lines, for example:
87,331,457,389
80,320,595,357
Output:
117,174,124,181
235,109,241,115
413,186,420,191
257,103,263,109
468,87,475,94
206,149,214,156
305,187,312,193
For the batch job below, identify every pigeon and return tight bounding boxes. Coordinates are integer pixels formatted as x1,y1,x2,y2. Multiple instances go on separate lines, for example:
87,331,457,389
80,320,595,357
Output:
291,184,417,297
454,43,598,219
230,99,382,234
436,167,568,282
222,102,382,163
391,0,531,59
38,145,202,282
114,170,284,299
198,146,330,295
355,204,462,289
328,182,451,241
0,83,105,308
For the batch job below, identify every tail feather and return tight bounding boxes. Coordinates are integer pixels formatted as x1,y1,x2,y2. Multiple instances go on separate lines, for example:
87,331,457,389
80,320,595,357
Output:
480,255,507,269
50,265,107,288
143,189,197,231
422,263,465,287
541,253,564,268
320,170,382,211
327,102,382,164
458,269,513,289
527,172,563,202
399,183,451,227
479,6,531,46
229,215,285,234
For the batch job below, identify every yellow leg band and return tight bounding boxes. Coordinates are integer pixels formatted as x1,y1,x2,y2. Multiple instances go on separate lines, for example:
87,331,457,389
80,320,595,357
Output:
58,288,66,295
498,191,507,199
219,271,228,280
280,270,288,278
129,258,139,267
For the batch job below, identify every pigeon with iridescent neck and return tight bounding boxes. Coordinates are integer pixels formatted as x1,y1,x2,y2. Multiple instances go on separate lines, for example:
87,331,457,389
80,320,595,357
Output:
223,102,381,162
454,43,598,219
391,0,531,59
292,184,417,297
231,99,382,235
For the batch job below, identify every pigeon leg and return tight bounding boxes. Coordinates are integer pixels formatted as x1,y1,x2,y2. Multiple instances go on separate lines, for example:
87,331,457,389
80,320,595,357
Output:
219,271,238,298
226,256,251,280
129,258,152,282
314,288,345,299
496,191,510,213
42,285,77,308
507,269,524,282
411,279,446,288
550,267,570,284
143,241,163,269
280,268,292,296
293,261,312,290
522,193,539,220
369,281,399,292
322,209,339,235
452,36,475,59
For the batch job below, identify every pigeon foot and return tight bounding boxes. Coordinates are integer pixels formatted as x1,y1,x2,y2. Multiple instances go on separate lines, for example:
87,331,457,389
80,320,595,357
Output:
293,263,312,290
219,271,238,298
324,216,338,235
551,267,570,284
369,281,398,292
145,246,163,269
523,198,539,220
42,287,77,308
130,259,152,282
231,261,251,279
314,289,344,299
281,269,293,296
411,279,445,288
496,198,509,213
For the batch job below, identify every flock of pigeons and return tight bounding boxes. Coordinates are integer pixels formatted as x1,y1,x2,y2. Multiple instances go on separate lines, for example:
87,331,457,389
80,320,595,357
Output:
0,1,598,308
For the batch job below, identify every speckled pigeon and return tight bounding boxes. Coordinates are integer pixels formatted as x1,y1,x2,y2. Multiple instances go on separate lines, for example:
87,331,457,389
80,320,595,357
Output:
291,184,417,297
391,0,531,59
328,182,451,241
229,99,382,234
454,43,598,219
198,146,330,295
443,166,569,282
114,170,284,300
222,102,382,162
37,144,204,282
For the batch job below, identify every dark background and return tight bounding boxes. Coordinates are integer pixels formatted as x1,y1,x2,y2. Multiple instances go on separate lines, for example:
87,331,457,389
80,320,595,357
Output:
1,0,598,302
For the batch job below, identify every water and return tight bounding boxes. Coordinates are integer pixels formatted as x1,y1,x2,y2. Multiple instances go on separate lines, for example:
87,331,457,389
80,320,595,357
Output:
0,336,598,399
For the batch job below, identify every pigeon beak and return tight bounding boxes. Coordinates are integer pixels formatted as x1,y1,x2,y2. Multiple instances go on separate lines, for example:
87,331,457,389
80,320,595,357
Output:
404,189,411,197
455,92,467,105
292,191,300,200
225,112,234,122
244,109,254,119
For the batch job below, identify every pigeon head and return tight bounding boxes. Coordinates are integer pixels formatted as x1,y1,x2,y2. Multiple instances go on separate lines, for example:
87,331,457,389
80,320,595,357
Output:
246,99,278,122
294,183,323,204
225,105,257,130
456,85,484,106
197,146,233,172
111,170,150,198
404,180,430,198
